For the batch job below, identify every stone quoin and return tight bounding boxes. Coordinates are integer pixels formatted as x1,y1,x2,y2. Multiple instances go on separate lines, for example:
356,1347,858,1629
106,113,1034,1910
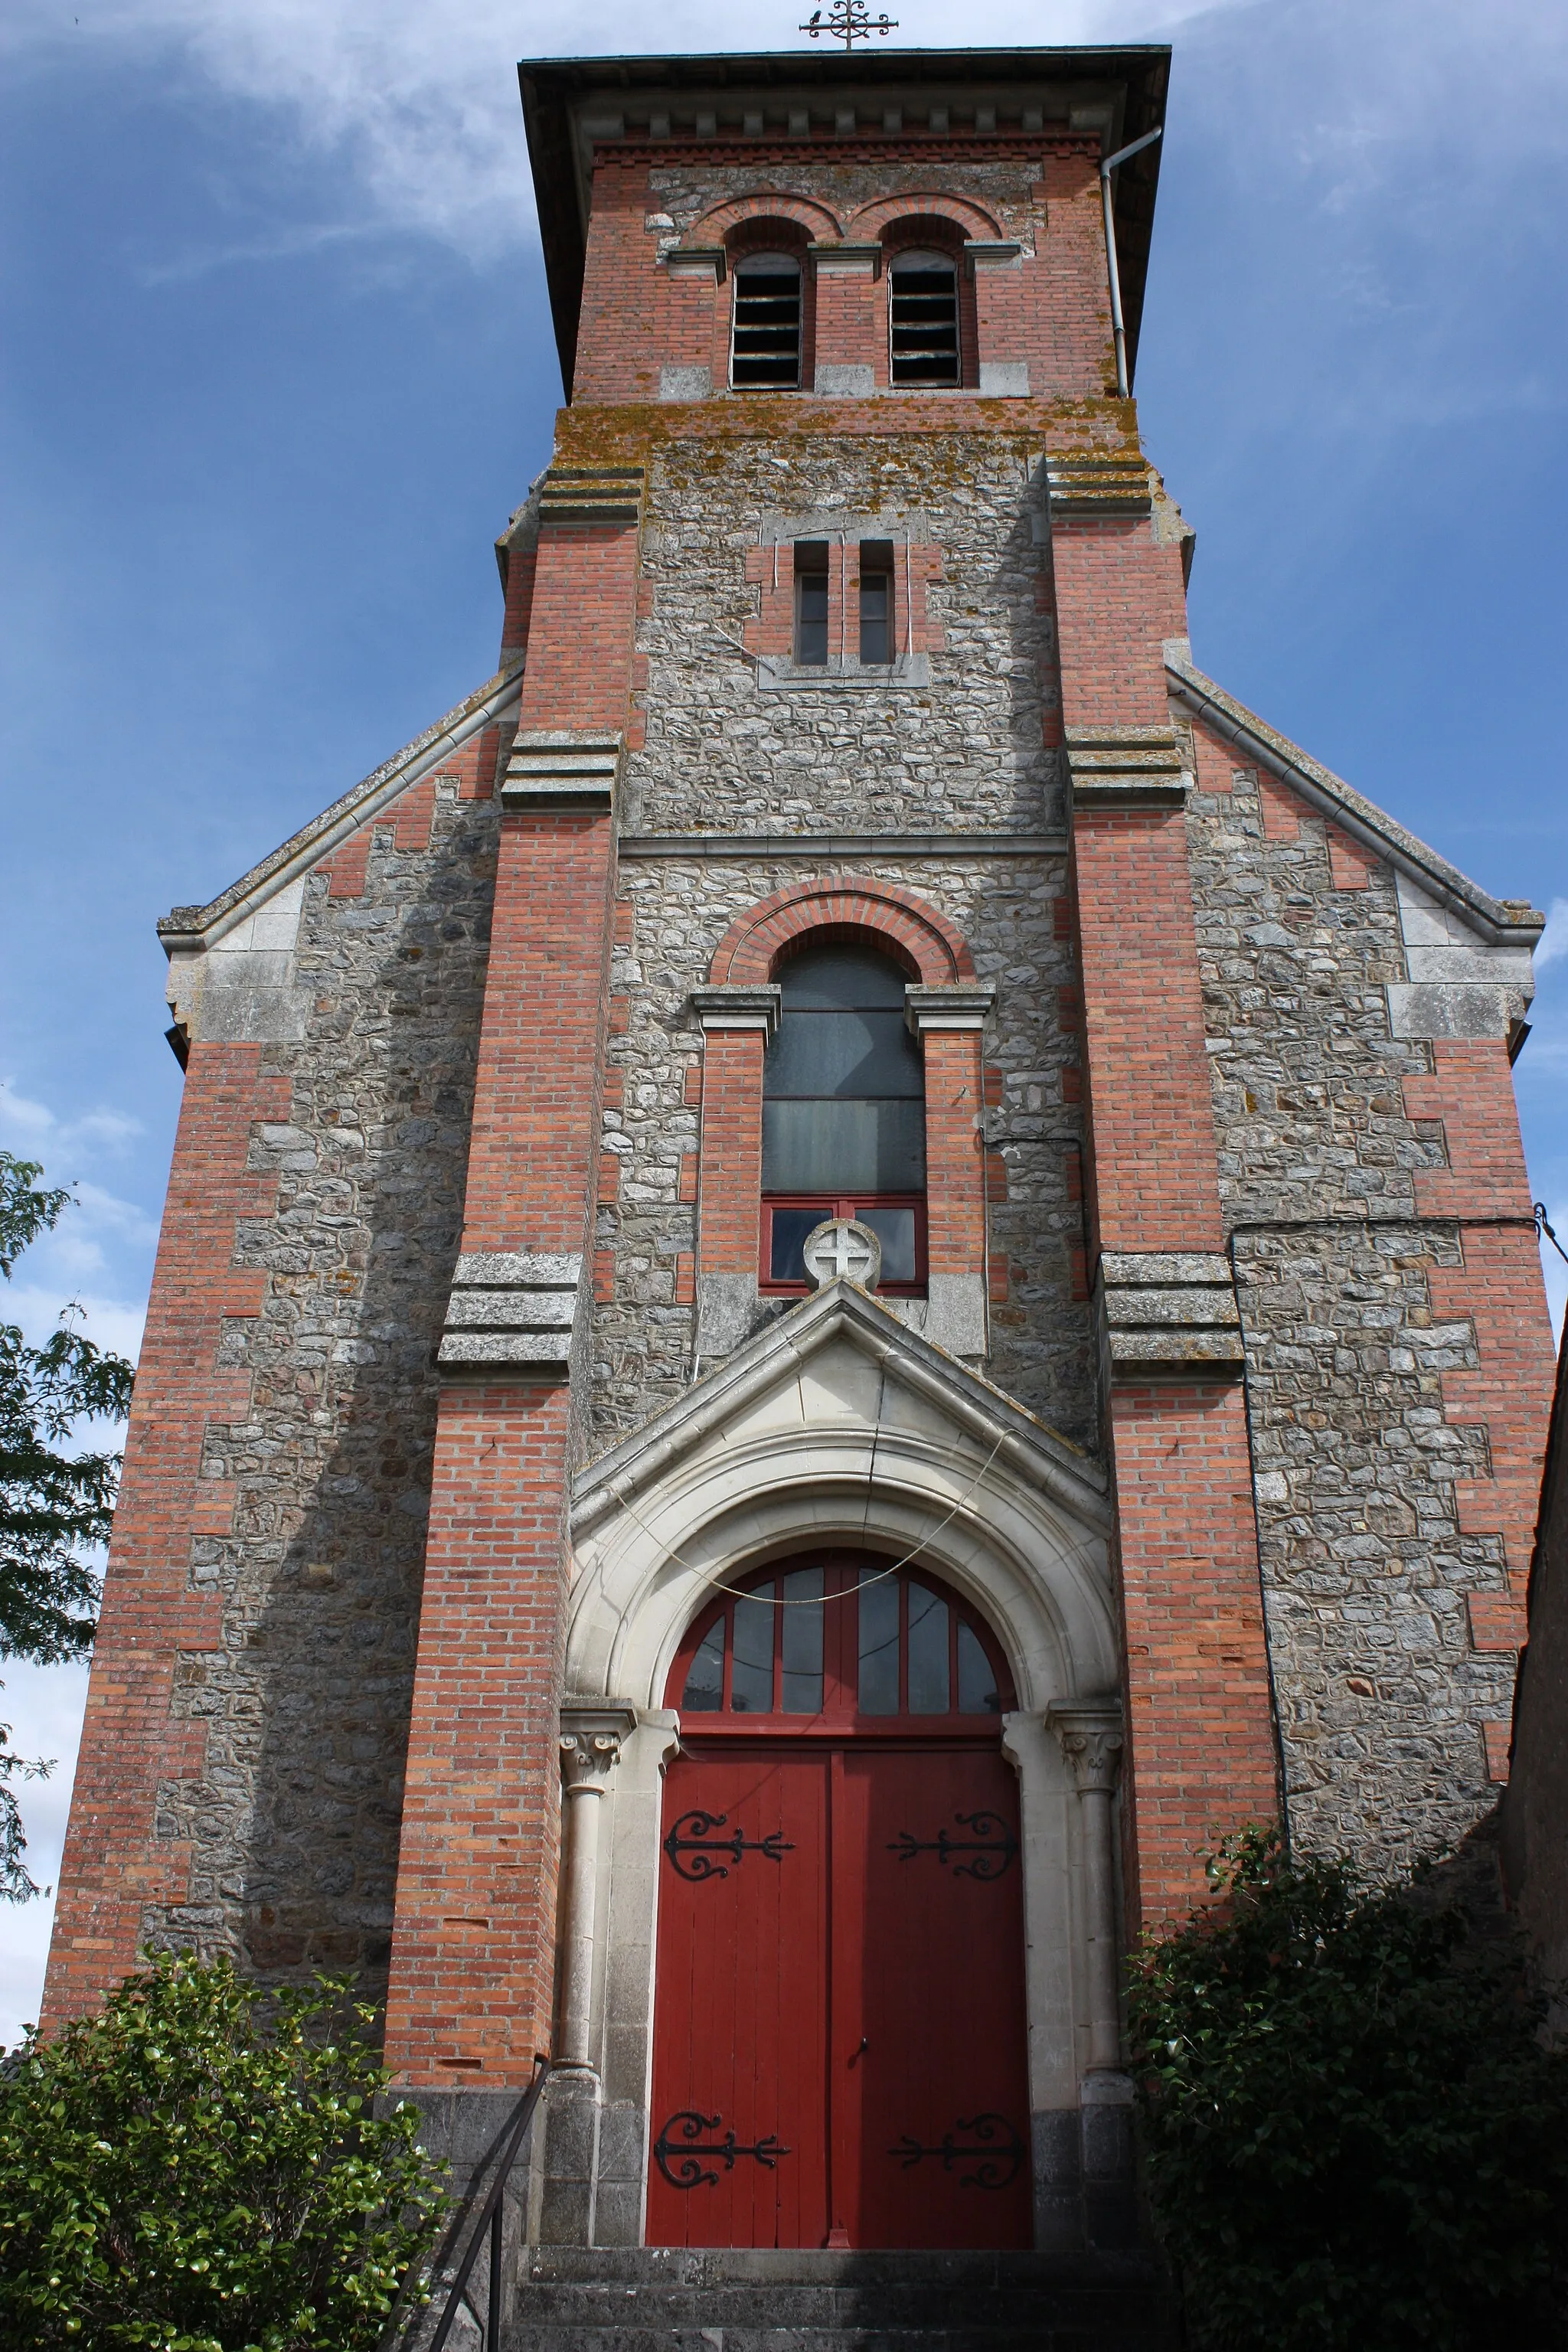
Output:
42,37,1554,2292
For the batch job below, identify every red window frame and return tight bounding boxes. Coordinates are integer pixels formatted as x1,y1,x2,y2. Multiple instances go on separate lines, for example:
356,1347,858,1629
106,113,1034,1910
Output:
666,1552,1017,1734
759,1194,927,1297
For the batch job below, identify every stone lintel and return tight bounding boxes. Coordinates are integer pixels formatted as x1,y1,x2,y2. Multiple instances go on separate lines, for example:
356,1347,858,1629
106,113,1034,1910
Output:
1098,1250,1244,1374
758,650,933,690
444,1290,576,1329
454,1250,583,1288
1108,1329,1246,1367
1067,724,1187,807
560,1699,639,1741
1099,1250,1231,1286
437,1330,573,1368
501,730,622,811
659,364,713,403
965,239,1023,270
904,984,996,1036
663,246,724,281
537,468,644,528
439,1249,583,1377
1071,777,1189,809
1067,724,1189,808
1045,453,1152,516
1102,1287,1239,1330
691,983,782,1038
808,242,882,275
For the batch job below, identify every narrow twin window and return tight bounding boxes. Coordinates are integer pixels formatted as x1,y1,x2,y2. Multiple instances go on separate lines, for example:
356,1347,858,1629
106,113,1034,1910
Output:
792,540,897,667
858,539,894,663
888,249,960,387
794,542,829,665
730,253,802,388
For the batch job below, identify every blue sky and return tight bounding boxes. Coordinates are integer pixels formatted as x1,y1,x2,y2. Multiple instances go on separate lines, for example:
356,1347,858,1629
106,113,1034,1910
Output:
2,0,1565,2040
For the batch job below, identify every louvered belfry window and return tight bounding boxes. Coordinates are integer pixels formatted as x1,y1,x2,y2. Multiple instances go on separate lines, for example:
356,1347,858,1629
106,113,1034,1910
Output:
888,247,960,387
730,252,803,388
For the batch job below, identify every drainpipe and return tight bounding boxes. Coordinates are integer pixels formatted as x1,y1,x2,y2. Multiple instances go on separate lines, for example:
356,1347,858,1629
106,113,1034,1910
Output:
1099,126,1163,398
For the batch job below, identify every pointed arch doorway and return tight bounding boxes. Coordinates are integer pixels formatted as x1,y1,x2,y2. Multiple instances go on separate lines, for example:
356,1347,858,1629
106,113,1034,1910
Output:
648,1553,1032,2251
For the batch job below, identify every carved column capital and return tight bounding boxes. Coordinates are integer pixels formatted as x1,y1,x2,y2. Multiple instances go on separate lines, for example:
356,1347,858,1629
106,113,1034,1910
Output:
559,1704,637,1794
1047,1699,1125,1795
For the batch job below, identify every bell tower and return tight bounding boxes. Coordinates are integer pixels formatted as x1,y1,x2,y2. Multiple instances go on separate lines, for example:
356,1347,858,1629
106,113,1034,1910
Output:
46,33,1552,2297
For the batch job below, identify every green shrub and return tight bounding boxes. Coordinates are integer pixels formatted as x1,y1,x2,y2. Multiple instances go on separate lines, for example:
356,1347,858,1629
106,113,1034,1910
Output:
1128,1826,1568,2352
0,1951,446,2350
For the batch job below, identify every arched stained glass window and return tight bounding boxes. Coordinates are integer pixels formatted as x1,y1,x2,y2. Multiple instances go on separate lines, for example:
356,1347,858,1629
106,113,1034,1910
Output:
671,1557,1011,1722
760,942,926,1292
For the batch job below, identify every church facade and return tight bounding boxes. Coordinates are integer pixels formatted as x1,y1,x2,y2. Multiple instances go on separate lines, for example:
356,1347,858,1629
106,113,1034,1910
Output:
44,44,1557,2259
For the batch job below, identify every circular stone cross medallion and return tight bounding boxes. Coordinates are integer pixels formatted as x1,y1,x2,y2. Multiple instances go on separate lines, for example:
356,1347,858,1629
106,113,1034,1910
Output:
801,1217,883,1293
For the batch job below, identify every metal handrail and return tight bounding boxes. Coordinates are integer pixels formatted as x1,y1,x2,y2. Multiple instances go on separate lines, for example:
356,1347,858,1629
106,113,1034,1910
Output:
385,2053,551,2352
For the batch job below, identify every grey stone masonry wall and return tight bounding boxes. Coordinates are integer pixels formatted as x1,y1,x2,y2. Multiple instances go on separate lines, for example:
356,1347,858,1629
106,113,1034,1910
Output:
595,850,1095,1451
646,155,1044,263
586,423,1093,1449
155,784,499,1995
1182,729,1517,1869
627,433,1063,835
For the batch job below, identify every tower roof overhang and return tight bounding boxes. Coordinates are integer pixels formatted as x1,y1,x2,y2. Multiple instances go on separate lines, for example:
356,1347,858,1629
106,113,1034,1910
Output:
518,44,1171,397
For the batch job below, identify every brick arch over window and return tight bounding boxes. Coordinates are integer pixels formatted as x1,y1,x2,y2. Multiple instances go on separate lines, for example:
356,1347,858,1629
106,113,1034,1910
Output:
694,880,991,1355
684,192,844,249
846,193,1004,243
710,879,975,988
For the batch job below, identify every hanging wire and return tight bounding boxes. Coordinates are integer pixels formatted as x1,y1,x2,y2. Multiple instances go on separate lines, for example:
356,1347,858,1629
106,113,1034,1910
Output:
609,1426,1009,1606
1537,1202,1568,1267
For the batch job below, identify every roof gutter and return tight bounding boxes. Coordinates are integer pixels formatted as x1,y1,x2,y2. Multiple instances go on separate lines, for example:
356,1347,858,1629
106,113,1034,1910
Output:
1100,124,1162,396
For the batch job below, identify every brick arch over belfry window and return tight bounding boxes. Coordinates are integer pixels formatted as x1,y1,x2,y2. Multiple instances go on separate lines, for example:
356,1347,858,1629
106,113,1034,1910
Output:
693,880,995,1346
685,193,846,250
710,878,975,988
844,193,1004,243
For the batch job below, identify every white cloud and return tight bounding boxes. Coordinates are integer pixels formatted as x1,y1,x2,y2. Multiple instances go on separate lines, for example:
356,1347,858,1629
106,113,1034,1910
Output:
0,0,1560,291
0,1660,92,2051
1536,898,1568,970
0,0,1226,259
0,1082,143,1168
0,1085,154,1357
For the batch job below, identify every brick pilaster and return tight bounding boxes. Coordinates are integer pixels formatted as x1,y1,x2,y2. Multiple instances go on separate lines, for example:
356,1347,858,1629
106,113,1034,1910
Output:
1050,463,1278,1922
922,1030,987,1286
1404,1042,1557,1668
43,1045,288,2023
382,493,641,2086
696,1030,768,1290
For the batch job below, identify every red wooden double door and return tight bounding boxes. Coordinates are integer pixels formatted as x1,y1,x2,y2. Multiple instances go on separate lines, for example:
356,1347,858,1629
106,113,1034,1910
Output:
648,1555,1032,2250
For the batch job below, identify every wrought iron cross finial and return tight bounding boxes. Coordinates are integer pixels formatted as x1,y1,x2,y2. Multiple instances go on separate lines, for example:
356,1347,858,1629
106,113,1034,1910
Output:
800,0,898,48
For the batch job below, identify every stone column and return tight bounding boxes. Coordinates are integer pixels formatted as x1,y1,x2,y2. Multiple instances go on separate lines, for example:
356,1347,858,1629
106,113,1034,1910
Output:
1048,1699,1125,2072
540,1705,635,2248
556,1713,630,2073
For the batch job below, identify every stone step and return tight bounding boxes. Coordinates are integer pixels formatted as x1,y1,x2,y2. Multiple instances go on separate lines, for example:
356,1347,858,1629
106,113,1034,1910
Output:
509,2331,1165,2352
515,2284,1158,2329
523,2250,1161,2287
507,2248,1178,2352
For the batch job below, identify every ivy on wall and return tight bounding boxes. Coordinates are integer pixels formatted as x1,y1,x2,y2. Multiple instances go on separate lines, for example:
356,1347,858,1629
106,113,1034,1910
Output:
0,1953,446,2350
1129,1827,1568,2352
